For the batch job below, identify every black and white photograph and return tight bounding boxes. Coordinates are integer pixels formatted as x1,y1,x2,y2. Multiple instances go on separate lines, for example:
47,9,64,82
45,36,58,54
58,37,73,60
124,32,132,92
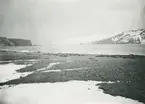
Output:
0,0,145,104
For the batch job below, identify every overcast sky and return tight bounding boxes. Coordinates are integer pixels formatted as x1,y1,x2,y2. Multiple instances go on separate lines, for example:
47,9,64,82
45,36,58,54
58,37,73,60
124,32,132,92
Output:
0,0,145,45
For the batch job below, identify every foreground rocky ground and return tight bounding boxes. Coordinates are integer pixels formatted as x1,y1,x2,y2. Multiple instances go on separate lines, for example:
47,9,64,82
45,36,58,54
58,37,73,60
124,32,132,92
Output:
0,50,145,104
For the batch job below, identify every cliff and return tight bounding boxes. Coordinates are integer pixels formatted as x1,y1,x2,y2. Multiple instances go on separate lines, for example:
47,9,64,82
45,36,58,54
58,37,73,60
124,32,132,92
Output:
0,37,32,46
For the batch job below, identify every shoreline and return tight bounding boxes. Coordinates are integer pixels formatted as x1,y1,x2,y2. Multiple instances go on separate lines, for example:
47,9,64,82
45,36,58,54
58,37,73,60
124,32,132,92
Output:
0,50,145,61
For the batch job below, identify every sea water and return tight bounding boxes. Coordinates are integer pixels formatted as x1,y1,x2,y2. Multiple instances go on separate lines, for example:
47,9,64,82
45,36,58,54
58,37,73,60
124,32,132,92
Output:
0,44,145,55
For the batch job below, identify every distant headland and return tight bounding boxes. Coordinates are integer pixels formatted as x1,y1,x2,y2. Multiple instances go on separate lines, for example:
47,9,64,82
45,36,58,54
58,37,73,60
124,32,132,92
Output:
0,36,32,46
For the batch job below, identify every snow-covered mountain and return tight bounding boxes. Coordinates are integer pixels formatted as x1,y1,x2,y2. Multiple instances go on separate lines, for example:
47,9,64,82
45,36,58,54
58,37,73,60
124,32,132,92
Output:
93,29,145,44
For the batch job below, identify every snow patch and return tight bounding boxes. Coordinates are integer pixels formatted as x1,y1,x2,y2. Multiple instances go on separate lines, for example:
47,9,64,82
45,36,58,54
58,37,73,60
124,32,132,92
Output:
43,67,87,73
0,81,143,104
37,62,60,72
0,63,31,83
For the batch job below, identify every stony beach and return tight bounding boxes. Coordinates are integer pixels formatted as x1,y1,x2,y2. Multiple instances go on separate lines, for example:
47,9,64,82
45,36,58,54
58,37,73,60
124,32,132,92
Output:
0,50,145,104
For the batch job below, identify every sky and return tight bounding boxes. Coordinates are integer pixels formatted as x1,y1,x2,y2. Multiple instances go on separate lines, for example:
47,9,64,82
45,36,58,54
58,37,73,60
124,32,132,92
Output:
0,0,145,45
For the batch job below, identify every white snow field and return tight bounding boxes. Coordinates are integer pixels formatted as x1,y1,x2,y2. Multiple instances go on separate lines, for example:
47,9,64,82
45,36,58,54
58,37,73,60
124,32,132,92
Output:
0,81,143,104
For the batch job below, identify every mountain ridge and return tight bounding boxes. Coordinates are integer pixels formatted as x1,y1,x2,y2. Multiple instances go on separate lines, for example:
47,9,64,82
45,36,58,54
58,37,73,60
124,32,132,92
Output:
93,29,145,44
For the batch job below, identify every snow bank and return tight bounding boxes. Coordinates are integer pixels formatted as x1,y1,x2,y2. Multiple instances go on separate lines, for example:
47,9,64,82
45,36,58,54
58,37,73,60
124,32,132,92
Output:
0,81,143,104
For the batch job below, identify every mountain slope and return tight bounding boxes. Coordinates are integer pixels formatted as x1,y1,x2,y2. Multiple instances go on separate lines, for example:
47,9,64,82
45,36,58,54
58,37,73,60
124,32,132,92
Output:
93,29,145,44
0,37,32,46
